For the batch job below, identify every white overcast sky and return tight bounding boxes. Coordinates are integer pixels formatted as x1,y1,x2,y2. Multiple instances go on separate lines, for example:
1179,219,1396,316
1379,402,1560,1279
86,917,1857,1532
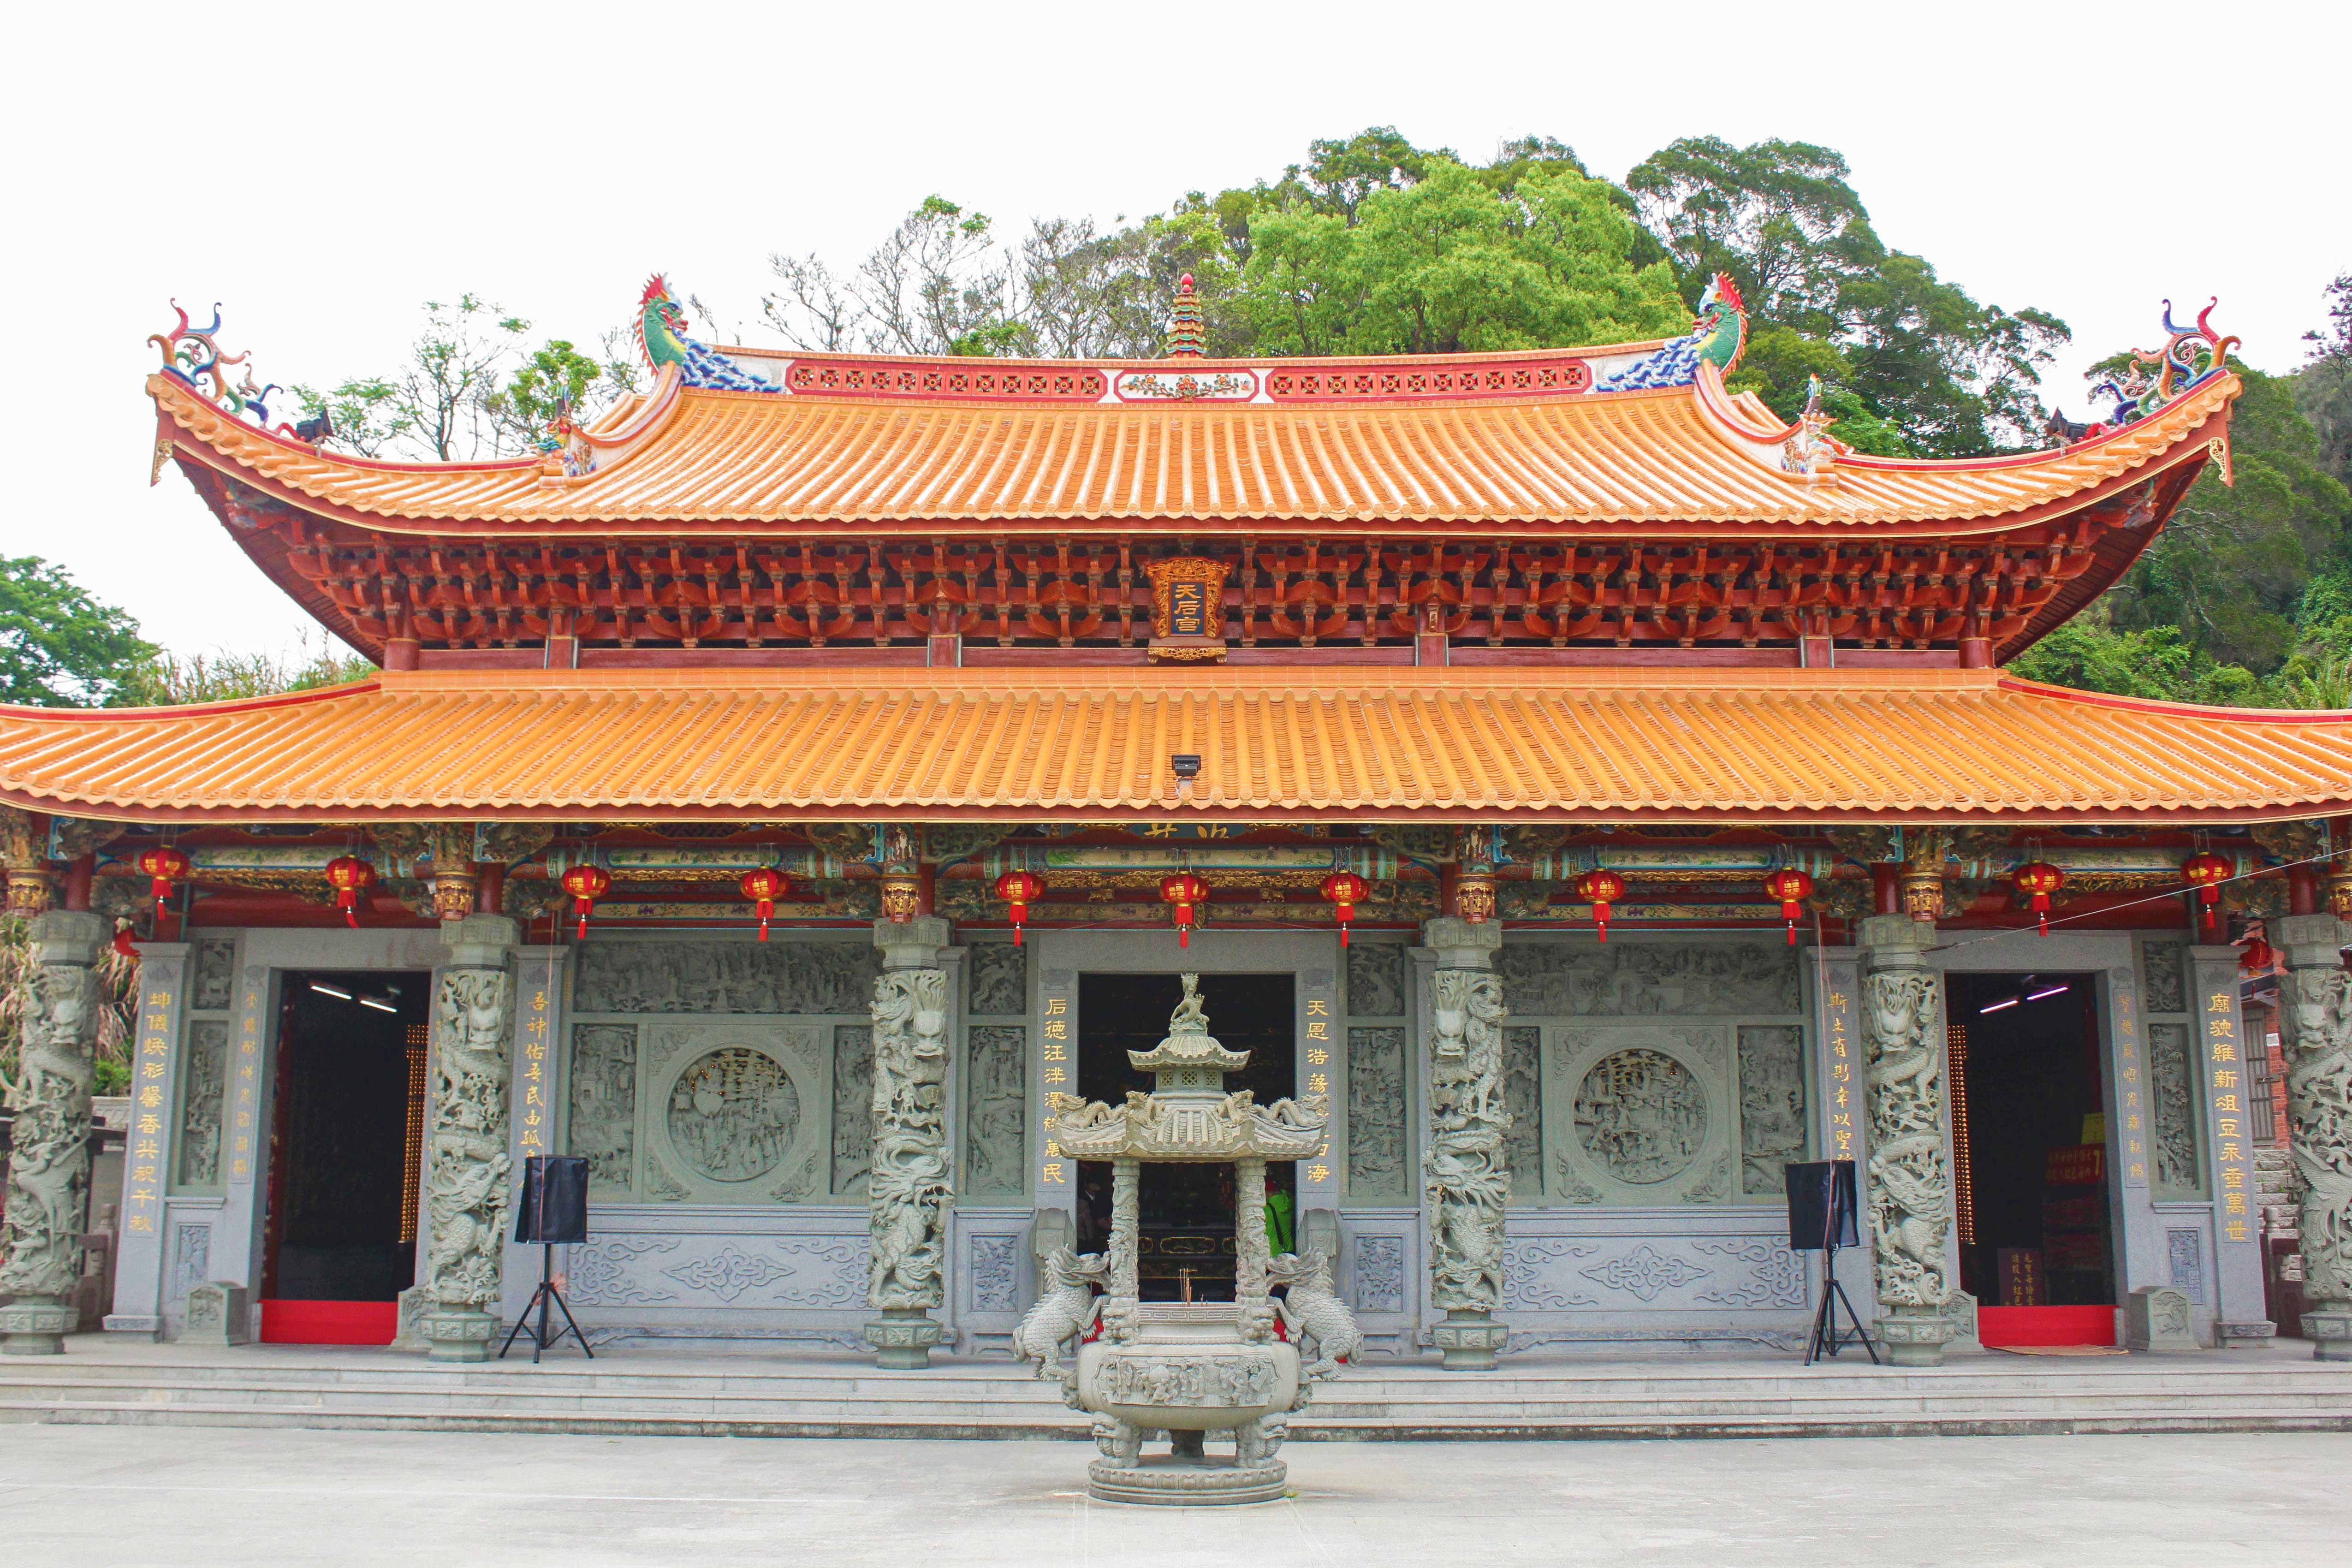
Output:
6,0,2344,660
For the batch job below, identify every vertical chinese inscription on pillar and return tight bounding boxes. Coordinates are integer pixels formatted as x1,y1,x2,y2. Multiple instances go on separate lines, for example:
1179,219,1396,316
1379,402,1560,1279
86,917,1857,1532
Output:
1037,971,1073,1192
2205,984,2255,1246
2111,966,2151,1189
228,966,265,1185
1300,971,1339,1202
1822,972,1858,1161
122,968,178,1239
517,982,552,1160
1863,966,1950,1307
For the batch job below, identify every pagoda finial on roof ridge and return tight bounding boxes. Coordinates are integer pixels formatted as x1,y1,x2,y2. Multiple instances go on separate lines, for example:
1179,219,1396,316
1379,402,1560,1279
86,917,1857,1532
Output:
1164,271,1206,358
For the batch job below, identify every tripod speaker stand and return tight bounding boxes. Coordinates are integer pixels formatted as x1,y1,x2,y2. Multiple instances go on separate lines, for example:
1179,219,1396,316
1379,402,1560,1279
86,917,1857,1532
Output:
501,1155,593,1363
1785,1160,1877,1366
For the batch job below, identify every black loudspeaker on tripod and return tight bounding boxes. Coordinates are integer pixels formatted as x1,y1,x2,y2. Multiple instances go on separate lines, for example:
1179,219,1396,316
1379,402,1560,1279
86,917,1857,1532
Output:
503,1155,593,1363
1784,1159,1877,1366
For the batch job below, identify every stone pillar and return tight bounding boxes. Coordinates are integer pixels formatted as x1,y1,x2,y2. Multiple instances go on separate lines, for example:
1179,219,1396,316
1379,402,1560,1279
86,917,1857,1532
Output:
865,915,954,1368
1420,915,1509,1371
1857,912,1957,1367
2273,912,2352,1361
419,914,518,1363
0,910,109,1354
2190,944,2275,1346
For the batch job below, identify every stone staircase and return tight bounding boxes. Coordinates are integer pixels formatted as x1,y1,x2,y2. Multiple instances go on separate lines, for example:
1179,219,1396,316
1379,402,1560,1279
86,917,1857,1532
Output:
4,1341,2348,1441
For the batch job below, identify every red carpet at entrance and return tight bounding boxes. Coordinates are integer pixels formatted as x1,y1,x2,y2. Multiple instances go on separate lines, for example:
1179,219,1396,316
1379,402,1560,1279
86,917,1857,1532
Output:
259,1300,398,1346
1977,1305,2117,1348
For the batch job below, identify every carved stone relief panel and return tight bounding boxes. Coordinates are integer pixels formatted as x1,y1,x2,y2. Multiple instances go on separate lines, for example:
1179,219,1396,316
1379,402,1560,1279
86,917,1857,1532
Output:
169,1221,210,1302
968,1233,1020,1313
175,1021,227,1188
2148,1022,2203,1194
1547,1025,1732,1206
567,1024,638,1192
1353,1234,1407,1313
642,1024,825,1203
2140,939,2187,1015
1737,1025,1808,1197
1346,942,1408,1018
965,1024,1027,1200
831,1024,873,1198
966,942,1027,1017
567,1232,867,1309
1346,1026,1408,1202
1503,1026,1543,1198
572,941,881,1015
1497,942,1800,1019
190,939,237,1012
2166,1227,2206,1303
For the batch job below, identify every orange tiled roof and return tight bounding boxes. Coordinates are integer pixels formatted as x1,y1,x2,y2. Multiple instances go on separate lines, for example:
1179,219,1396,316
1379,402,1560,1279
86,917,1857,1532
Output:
151,360,2236,533
5,665,2344,824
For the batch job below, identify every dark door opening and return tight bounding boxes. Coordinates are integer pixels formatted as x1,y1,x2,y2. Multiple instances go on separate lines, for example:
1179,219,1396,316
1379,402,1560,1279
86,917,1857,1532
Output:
1075,972,1295,1301
261,970,430,1339
1949,972,2114,1316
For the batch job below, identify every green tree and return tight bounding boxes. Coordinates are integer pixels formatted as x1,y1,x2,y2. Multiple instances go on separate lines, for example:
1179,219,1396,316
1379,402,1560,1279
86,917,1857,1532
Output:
114,631,374,707
0,558,156,707
2298,272,2352,486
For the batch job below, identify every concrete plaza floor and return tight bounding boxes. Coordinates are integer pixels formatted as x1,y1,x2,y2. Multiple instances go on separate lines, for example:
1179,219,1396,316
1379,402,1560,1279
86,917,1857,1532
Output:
3,1424,2346,1566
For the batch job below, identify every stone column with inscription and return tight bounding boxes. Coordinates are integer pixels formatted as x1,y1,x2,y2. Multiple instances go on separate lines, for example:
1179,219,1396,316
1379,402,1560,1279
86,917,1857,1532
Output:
2273,912,2352,1360
105,941,190,1339
0,910,110,1354
1857,912,1956,1367
420,915,519,1363
865,916,955,1368
2190,944,2275,1346
1420,916,1509,1371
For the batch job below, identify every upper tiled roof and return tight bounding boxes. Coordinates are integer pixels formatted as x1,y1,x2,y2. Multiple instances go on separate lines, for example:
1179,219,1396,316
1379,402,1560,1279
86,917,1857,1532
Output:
6,665,2343,825
151,354,2237,535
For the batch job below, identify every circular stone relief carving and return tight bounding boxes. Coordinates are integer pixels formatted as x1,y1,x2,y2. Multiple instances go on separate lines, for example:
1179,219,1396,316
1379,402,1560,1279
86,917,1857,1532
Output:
1574,1048,1708,1185
667,1047,801,1182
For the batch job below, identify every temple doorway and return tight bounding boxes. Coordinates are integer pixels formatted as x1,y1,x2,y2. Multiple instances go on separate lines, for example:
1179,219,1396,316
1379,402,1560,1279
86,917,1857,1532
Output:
1948,971,2117,1345
259,970,430,1343
1075,972,1295,1301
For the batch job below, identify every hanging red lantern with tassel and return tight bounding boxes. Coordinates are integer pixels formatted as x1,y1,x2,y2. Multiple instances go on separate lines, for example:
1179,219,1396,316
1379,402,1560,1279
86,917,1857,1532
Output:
323,855,375,928
2013,860,2066,937
1574,868,1627,943
994,869,1045,946
561,862,612,939
1320,870,1371,947
740,867,790,942
1761,867,1814,946
2180,851,2232,934
135,845,190,911
1160,872,1209,948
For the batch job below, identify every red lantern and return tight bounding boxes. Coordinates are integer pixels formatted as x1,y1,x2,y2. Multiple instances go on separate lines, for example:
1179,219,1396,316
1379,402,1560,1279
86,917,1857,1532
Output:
1320,871,1371,947
2013,860,2066,937
1574,868,1627,943
561,863,612,939
324,854,375,928
994,869,1045,945
135,845,190,910
1761,867,1814,946
2180,851,2232,933
740,867,790,942
1159,872,1209,948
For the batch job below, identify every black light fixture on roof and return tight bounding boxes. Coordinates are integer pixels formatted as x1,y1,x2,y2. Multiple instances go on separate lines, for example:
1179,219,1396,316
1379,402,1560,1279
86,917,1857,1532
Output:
1170,754,1202,797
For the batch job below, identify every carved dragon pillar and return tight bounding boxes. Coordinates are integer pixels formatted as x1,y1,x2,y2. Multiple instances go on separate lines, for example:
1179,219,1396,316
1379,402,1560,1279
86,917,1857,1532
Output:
1420,915,1509,1371
1858,911,1957,1366
0,910,109,1354
2273,912,2352,1360
866,915,955,1368
419,914,518,1362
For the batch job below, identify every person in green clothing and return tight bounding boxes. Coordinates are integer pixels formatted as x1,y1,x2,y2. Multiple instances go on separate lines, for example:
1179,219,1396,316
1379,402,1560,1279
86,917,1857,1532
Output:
1264,1187,1295,1257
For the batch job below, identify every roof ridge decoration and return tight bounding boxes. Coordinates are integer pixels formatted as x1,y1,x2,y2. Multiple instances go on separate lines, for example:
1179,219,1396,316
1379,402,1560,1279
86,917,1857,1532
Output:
1598,272,1746,392
149,303,295,440
2078,299,2242,477
1165,271,1206,358
636,275,786,394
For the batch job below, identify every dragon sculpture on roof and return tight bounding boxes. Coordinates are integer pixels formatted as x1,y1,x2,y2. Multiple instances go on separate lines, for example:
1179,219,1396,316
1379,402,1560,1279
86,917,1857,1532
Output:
635,276,786,393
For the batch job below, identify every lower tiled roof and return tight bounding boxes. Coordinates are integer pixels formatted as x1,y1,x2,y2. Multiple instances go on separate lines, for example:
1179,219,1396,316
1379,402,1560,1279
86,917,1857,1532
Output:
2,667,2346,824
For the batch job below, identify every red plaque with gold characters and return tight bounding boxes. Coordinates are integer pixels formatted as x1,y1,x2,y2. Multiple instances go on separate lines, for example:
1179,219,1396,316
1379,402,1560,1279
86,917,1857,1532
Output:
1144,556,1231,662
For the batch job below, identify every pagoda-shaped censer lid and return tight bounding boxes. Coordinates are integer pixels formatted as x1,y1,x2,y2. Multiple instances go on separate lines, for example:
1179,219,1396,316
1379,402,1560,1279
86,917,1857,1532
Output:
1127,973,1250,1099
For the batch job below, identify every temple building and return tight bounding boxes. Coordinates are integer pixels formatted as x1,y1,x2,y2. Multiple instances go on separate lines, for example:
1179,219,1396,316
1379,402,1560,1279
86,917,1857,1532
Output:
1,274,2347,1375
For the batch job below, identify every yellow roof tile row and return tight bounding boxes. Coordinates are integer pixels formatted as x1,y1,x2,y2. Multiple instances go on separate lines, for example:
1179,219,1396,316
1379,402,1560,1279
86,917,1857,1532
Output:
5,666,2345,823
154,366,2235,531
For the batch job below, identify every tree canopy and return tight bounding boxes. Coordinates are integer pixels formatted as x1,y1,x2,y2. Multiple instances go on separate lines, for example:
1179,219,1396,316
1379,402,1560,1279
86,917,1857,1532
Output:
0,557,155,706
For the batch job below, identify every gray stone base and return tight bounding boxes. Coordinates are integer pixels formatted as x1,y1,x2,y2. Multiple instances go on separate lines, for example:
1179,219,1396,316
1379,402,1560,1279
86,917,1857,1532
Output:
421,1309,500,1363
1876,1312,1957,1368
2303,1308,2352,1362
1087,1455,1288,1506
864,1309,945,1370
388,1286,432,1354
0,1298,76,1356
179,1283,252,1347
1431,1311,1508,1371
2216,1320,2277,1350
2125,1287,2199,1353
101,1314,164,1340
